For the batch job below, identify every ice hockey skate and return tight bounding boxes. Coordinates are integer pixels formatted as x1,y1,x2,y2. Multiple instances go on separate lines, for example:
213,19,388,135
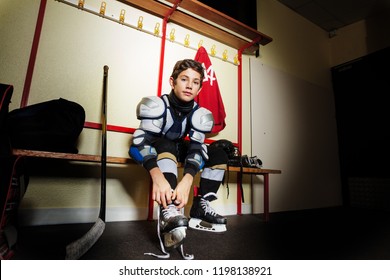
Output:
159,203,188,249
189,193,227,233
144,203,193,260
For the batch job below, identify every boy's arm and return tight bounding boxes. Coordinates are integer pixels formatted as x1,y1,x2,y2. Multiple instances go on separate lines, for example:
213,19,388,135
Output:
129,96,165,171
149,167,174,208
183,107,214,176
172,173,194,209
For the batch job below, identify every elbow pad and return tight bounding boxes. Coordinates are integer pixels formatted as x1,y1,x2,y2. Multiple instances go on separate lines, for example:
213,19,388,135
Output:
185,142,208,171
129,129,157,164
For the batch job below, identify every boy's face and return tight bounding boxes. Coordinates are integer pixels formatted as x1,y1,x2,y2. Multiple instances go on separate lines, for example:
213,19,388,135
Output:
170,68,202,103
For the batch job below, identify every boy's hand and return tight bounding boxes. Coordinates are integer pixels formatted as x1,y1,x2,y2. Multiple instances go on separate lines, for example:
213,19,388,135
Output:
172,173,193,209
149,167,172,208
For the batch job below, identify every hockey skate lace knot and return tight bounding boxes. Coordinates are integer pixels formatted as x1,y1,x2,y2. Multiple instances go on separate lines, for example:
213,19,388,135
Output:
162,204,180,219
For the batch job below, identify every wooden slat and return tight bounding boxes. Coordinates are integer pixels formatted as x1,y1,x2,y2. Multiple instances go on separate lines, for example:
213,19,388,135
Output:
165,0,272,44
118,0,272,54
227,166,282,174
12,149,281,174
118,0,170,18
168,12,258,51
12,149,134,164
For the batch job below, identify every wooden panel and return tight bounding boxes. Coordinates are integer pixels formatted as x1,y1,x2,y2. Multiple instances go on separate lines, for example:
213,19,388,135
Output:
118,0,272,54
168,12,258,51
165,0,272,43
117,0,170,18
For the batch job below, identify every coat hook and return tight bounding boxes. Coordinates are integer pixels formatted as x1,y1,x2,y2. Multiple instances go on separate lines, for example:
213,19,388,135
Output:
119,9,125,23
169,29,175,42
184,34,190,47
234,54,239,65
78,0,84,9
137,16,143,29
154,22,160,36
222,49,228,61
211,45,216,56
198,40,203,49
100,2,106,16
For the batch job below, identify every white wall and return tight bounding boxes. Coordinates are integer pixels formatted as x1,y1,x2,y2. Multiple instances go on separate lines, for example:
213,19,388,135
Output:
245,0,343,213
249,60,341,213
0,0,39,103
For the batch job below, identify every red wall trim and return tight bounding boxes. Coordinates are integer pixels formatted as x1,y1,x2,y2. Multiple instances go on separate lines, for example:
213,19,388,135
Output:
21,0,47,108
156,0,182,97
84,121,136,134
83,121,217,145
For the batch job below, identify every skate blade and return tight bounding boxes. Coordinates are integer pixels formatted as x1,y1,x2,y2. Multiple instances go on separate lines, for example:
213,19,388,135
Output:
163,226,187,249
189,218,227,233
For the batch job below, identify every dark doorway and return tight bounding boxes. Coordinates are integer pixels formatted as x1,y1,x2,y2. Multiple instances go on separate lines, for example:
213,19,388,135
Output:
332,47,390,209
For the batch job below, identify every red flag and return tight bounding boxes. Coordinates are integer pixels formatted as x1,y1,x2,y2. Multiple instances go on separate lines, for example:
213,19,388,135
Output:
194,46,226,133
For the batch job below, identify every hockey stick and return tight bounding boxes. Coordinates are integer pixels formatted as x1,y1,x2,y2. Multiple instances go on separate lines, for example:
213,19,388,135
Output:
65,65,109,259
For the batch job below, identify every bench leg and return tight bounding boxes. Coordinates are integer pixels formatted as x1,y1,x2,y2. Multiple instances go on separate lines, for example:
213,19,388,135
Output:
263,173,269,222
237,173,270,221
236,173,242,215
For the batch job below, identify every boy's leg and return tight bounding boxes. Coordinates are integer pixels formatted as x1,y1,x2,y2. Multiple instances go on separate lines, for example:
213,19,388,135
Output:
189,146,229,232
154,139,188,248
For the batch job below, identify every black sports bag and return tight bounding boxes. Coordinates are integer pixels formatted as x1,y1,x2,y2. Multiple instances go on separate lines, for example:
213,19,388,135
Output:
7,98,85,153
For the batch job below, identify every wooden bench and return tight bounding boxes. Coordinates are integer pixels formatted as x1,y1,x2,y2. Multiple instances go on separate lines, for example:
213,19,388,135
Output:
12,148,281,222
227,165,282,222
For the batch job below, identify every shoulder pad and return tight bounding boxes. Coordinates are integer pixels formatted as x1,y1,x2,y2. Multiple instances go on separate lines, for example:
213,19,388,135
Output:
136,96,165,119
191,107,214,132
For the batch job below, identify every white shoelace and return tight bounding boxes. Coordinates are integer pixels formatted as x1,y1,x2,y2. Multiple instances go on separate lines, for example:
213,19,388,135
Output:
200,199,218,216
144,205,194,260
161,204,181,220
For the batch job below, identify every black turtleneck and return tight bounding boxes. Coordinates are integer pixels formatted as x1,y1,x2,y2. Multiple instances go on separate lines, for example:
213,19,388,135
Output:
168,91,194,116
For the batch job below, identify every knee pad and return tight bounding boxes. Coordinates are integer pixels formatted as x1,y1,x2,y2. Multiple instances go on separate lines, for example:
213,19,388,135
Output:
205,145,228,167
185,153,205,170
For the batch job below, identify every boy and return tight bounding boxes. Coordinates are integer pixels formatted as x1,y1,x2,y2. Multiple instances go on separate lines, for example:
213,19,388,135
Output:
129,59,228,252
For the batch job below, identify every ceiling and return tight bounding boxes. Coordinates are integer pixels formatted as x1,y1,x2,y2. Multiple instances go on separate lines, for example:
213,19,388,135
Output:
277,0,390,32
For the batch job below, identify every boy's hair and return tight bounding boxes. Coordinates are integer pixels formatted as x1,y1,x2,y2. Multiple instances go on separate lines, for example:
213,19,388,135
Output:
171,59,204,87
